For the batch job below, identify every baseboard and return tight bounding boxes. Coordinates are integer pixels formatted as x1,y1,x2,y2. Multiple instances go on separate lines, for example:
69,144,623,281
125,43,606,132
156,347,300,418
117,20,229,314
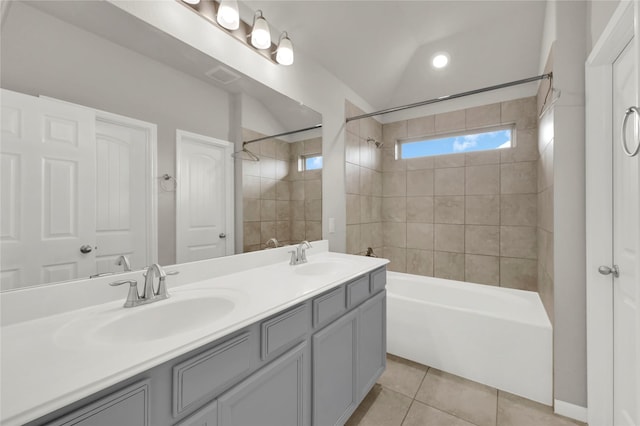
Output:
554,399,588,423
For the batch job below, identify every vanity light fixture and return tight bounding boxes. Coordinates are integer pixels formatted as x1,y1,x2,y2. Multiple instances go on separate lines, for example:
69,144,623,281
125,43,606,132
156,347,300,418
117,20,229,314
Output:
183,0,201,4
250,10,271,49
275,32,294,66
216,0,239,30
432,52,450,69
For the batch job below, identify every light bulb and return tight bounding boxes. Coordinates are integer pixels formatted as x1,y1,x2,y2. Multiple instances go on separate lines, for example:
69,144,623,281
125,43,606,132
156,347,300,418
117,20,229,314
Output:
217,0,239,30
251,11,271,49
432,53,449,69
183,0,200,4
276,33,294,65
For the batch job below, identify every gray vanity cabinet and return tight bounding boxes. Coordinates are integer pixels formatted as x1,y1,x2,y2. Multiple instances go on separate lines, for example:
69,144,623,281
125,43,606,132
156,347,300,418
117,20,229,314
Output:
312,310,358,426
356,291,386,401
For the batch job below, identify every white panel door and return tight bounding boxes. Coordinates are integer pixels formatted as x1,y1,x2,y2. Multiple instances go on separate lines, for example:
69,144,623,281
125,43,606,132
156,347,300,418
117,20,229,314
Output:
612,39,639,426
94,116,155,274
176,130,234,263
0,89,95,289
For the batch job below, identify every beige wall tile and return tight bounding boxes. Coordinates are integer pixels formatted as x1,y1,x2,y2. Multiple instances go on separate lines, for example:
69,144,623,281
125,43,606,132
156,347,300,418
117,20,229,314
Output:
501,128,538,163
260,199,276,221
361,117,382,142
434,196,465,224
360,167,373,196
259,138,277,158
346,162,361,194
435,110,466,133
288,161,304,181
243,158,261,177
407,169,434,196
406,155,435,170
500,257,537,290
242,175,261,199
372,196,382,222
276,220,290,241
500,162,537,194
260,221,276,243
347,194,361,225
538,187,553,232
466,225,499,256
500,226,537,259
465,103,501,129
275,160,288,180
371,222,383,248
434,153,465,168
360,196,373,223
276,180,291,201
465,254,499,286
406,197,434,223
276,200,290,221
383,171,407,197
406,223,434,250
260,157,276,179
372,171,383,196
382,197,407,222
291,220,305,241
501,97,537,130
434,167,465,195
290,200,305,221
407,115,435,138
276,140,290,161
434,224,464,253
406,249,434,276
360,139,374,169
291,180,305,201
382,120,408,144
383,149,405,172
304,137,322,154
304,199,322,221
304,168,321,181
383,222,407,248
465,150,501,166
434,251,465,280
501,194,537,226
465,165,500,195
346,131,360,165
346,224,361,254
305,179,321,200
305,221,322,241
361,222,377,251
243,198,261,222
465,195,499,225
260,177,276,199
243,222,261,245
372,146,382,172
383,246,407,272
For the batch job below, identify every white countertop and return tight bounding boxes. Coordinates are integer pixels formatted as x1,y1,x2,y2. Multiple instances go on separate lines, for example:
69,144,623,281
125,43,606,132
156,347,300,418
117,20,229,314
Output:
0,247,387,425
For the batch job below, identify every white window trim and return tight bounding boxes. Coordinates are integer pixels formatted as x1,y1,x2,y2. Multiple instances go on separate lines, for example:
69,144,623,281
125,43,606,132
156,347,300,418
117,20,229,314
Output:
298,153,322,171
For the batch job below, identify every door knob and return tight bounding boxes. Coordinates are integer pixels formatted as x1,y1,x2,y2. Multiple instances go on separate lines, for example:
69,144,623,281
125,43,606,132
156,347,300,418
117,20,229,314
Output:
219,233,226,239
80,245,93,254
598,265,619,278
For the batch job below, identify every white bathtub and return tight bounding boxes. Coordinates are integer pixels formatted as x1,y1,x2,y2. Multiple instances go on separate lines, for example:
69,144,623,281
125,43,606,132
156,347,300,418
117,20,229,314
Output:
386,271,552,405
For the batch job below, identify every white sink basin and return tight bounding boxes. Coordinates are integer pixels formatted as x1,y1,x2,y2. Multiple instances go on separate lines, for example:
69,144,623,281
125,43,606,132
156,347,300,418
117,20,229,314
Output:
92,296,235,344
293,260,352,277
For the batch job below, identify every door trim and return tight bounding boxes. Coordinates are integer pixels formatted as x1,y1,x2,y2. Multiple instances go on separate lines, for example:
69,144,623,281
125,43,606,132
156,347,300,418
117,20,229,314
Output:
175,130,235,260
585,1,636,425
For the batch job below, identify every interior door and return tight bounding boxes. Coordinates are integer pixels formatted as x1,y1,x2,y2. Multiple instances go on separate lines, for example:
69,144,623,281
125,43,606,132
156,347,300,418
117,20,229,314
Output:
1,89,96,289
94,116,154,274
612,39,639,426
176,130,234,263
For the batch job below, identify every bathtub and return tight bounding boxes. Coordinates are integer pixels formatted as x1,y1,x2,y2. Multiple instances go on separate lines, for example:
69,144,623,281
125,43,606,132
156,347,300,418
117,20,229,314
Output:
386,271,552,405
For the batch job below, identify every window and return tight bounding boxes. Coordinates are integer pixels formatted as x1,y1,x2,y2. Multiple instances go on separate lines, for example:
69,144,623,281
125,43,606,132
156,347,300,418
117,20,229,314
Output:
398,126,513,159
299,154,322,171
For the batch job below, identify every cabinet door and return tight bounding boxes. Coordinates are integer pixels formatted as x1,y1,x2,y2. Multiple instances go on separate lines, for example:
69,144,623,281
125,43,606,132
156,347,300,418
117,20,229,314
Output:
312,310,358,426
218,342,307,426
357,291,386,401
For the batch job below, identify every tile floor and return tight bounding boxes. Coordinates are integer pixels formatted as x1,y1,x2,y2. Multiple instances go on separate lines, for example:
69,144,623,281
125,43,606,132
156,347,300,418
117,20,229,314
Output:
346,354,586,426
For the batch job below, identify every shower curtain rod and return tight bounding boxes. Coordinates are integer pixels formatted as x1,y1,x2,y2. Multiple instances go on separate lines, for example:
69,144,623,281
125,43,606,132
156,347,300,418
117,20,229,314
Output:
346,73,553,122
243,124,323,145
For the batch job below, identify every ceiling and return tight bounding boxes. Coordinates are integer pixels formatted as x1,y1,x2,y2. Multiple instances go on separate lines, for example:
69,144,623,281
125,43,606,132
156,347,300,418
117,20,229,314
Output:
243,1,547,111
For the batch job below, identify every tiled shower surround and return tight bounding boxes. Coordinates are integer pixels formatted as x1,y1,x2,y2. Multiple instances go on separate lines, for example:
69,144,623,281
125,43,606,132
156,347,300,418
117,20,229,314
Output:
242,129,322,252
349,96,540,290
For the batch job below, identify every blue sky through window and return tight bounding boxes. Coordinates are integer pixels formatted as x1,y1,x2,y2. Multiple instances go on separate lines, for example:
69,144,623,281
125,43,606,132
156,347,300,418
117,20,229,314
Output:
305,155,322,170
400,128,511,159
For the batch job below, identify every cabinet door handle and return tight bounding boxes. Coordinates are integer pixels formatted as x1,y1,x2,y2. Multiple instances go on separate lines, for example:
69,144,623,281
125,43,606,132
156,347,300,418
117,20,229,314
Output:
80,245,93,254
622,106,640,157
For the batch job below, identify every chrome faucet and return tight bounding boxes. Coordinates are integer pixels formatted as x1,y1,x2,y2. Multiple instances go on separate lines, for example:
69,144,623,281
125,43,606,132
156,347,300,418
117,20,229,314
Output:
289,241,312,265
265,238,279,249
109,264,178,308
115,255,131,272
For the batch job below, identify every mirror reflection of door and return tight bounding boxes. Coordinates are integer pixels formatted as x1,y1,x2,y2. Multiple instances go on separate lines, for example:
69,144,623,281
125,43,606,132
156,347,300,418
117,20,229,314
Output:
176,130,234,263
0,89,157,290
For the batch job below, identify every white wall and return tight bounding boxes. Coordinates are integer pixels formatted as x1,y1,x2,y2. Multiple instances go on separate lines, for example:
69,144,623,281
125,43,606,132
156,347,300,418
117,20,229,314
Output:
587,0,621,52
109,1,376,255
0,2,232,265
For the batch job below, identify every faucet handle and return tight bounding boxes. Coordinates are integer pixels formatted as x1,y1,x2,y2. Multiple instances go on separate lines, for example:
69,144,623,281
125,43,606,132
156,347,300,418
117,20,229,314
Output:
109,279,140,308
166,271,180,276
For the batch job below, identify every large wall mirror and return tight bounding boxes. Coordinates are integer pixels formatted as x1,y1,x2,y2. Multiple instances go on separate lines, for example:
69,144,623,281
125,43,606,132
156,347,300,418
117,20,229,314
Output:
0,0,322,291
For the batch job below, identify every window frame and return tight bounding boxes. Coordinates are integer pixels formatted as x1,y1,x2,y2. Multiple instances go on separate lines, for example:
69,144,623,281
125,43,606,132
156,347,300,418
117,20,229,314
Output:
298,153,323,171
396,124,516,160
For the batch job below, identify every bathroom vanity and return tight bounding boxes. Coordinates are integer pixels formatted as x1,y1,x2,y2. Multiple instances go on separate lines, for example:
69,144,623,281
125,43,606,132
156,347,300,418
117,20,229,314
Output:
0,242,388,426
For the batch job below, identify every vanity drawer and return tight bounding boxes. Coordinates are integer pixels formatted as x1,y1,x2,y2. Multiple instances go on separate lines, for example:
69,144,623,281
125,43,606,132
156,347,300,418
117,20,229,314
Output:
48,380,150,426
173,331,252,417
370,268,387,293
312,286,346,328
261,304,309,360
346,275,370,309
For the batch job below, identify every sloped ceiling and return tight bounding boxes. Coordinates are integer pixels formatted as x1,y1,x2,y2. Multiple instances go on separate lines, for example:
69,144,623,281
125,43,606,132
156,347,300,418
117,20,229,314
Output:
243,1,547,111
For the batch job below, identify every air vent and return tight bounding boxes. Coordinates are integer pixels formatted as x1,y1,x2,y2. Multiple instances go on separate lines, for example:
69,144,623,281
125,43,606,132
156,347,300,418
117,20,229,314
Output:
205,65,241,84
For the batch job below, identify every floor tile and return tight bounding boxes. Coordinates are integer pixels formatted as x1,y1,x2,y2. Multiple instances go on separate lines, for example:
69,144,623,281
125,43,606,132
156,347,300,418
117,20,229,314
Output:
377,354,429,398
415,369,497,426
402,400,477,426
497,391,585,426
346,384,413,426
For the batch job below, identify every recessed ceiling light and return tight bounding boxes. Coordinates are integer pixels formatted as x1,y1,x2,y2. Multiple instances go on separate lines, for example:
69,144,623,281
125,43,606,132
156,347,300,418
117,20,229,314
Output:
432,53,449,69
